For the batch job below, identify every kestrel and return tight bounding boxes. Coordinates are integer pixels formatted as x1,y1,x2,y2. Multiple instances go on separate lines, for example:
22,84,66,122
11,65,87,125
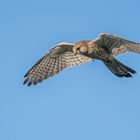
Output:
23,33,140,86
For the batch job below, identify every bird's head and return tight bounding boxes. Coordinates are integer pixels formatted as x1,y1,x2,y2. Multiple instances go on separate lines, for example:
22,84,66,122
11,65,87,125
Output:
73,41,89,55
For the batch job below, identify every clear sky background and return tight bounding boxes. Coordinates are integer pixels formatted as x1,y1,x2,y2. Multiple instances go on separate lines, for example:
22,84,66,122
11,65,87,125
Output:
1,0,140,140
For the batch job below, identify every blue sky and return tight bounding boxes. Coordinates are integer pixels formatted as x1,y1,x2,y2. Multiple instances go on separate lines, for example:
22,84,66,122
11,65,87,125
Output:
1,0,140,140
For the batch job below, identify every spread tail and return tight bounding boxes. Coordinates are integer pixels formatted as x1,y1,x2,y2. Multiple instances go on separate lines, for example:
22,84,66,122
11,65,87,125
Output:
103,57,136,77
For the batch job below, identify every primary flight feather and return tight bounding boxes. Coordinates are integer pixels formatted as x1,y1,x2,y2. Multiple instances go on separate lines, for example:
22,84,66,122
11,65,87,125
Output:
23,33,140,86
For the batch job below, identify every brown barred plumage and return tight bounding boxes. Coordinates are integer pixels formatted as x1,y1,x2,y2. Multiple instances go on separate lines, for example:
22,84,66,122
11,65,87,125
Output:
24,33,140,86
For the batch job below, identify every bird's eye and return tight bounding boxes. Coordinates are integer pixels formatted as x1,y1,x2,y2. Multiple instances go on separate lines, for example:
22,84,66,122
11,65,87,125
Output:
79,46,88,54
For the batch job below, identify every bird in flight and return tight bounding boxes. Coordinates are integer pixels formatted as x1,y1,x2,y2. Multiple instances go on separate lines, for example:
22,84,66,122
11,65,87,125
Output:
23,33,140,86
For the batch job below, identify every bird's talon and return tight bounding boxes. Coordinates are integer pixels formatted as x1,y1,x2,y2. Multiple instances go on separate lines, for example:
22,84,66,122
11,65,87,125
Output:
73,48,77,55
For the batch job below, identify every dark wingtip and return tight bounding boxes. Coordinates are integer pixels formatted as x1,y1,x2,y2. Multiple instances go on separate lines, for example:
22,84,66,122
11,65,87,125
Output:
33,81,38,85
23,78,33,86
23,79,28,85
24,72,28,78
124,73,132,78
27,81,32,86
127,67,136,74
116,73,133,78
131,70,136,74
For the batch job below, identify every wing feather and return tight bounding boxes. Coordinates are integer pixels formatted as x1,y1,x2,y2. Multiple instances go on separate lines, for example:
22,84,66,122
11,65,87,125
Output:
96,33,140,55
24,43,92,86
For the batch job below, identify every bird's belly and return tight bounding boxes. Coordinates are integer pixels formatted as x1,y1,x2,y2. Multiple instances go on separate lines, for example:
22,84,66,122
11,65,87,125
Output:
87,49,109,60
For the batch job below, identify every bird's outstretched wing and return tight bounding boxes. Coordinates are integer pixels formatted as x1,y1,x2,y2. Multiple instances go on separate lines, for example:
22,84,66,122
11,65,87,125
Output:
95,33,140,55
23,43,92,86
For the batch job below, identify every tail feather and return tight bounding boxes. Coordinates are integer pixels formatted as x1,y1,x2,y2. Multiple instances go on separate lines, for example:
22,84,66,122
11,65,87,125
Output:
103,57,136,78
